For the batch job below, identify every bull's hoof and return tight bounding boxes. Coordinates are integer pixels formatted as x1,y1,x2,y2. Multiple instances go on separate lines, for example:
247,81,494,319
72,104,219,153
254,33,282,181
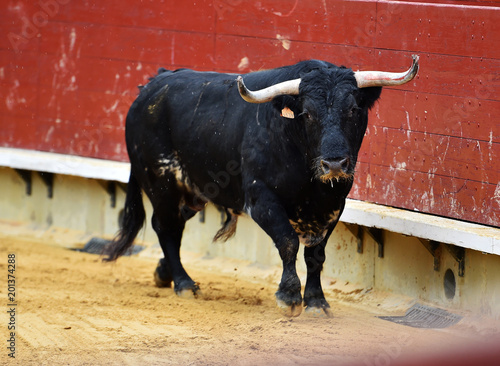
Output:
276,290,303,317
154,259,172,288
303,297,332,318
154,270,172,288
304,306,333,318
277,299,303,317
176,287,200,299
174,280,200,299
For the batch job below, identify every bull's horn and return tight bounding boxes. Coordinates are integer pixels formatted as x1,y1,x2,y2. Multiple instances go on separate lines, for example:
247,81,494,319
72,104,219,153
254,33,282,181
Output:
354,55,419,88
236,76,301,103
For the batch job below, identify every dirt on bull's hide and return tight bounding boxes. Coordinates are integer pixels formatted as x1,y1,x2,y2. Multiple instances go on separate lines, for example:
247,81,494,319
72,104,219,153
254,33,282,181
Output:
1,229,499,366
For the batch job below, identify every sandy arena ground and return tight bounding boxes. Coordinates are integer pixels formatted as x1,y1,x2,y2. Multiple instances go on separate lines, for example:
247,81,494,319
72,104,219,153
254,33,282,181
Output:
1,225,500,366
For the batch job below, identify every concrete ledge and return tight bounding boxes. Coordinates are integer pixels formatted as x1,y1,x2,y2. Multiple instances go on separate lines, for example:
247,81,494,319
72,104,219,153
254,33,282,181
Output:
0,147,130,183
1,147,498,255
342,199,500,256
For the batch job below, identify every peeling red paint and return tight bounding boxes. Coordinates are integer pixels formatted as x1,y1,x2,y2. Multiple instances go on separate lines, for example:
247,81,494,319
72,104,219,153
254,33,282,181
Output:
0,0,498,226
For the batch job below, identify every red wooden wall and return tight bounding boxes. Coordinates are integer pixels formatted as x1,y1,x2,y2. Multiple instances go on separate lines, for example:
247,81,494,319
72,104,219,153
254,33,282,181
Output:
1,0,499,227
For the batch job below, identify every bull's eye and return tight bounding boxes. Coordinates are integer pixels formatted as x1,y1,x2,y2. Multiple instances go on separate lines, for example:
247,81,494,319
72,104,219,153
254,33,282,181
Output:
346,105,360,118
299,110,313,120
344,94,360,118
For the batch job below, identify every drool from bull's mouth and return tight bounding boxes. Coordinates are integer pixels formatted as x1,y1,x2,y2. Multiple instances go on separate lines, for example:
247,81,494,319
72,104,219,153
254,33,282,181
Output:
319,171,354,185
103,55,419,318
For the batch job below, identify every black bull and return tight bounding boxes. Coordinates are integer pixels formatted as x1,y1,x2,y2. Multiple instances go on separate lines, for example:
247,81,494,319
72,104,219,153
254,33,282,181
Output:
104,56,419,317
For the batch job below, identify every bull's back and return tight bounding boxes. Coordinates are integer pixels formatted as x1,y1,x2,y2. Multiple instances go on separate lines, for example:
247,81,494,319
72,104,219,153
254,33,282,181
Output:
126,69,253,210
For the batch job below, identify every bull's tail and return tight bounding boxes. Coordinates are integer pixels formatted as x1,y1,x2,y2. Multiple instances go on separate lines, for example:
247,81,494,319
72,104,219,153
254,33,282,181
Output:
102,171,146,261
213,209,238,242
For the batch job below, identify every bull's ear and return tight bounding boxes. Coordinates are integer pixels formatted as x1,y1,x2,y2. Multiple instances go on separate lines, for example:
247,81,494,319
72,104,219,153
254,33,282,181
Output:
358,86,382,110
272,95,301,118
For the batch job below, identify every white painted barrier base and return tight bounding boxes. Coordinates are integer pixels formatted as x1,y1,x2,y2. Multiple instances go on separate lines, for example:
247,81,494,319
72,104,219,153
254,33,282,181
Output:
0,147,130,183
342,200,500,256
1,147,498,255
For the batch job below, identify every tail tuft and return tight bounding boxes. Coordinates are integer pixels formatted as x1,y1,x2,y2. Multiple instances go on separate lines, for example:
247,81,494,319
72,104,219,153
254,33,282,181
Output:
102,172,145,261
213,209,238,242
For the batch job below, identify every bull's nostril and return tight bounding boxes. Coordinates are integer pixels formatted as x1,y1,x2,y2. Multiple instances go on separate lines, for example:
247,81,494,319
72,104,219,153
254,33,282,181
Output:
321,160,331,174
320,157,350,176
340,157,350,172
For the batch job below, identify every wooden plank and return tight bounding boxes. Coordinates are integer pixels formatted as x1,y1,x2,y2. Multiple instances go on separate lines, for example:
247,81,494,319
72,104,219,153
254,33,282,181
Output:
36,88,130,161
37,88,133,128
0,50,39,118
215,34,379,73
0,2,41,52
0,82,37,118
358,127,499,185
376,50,500,100
215,0,378,47
216,40,499,103
39,23,216,70
53,0,215,33
391,0,500,6
0,0,498,229
0,116,127,161
373,89,499,143
350,162,499,227
0,49,39,85
0,115,40,151
377,1,500,59
33,118,128,161
38,54,147,94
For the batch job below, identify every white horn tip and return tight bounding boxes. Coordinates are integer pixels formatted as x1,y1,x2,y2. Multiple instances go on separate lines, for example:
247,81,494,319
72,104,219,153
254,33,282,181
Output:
236,76,256,103
355,55,420,88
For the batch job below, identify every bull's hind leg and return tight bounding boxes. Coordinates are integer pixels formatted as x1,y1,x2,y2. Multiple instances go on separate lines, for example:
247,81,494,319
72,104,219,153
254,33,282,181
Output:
147,177,199,297
152,212,199,297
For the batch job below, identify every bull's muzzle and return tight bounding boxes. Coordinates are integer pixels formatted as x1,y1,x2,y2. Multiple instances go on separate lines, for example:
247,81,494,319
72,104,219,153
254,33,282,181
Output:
319,157,352,182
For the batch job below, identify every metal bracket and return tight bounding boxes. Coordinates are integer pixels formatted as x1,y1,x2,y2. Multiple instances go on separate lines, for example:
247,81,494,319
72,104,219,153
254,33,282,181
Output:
419,239,441,272
97,181,128,208
446,244,465,277
15,169,32,195
108,181,117,208
98,180,115,207
38,172,54,198
344,223,363,253
117,182,127,193
344,224,384,257
366,227,384,258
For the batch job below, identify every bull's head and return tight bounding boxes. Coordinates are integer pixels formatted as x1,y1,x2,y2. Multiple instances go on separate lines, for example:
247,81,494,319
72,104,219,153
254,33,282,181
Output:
236,55,419,185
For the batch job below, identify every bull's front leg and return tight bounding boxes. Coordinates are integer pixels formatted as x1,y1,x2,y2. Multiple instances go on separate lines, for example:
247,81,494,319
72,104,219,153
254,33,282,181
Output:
304,240,333,317
275,236,302,317
246,186,302,317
